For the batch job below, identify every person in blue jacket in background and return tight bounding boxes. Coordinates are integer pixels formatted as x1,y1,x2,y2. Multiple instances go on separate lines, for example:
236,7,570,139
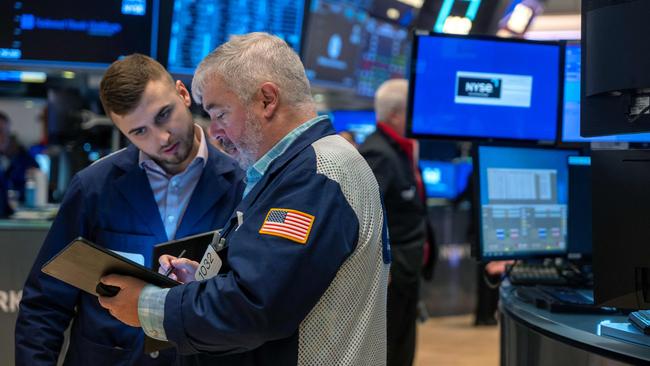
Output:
98,33,391,366
15,54,245,366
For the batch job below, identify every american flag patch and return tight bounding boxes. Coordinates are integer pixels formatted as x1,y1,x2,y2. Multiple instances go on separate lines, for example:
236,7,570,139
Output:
259,208,315,244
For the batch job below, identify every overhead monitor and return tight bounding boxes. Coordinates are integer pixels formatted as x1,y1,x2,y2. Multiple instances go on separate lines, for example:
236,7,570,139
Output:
355,17,410,97
329,110,376,144
561,41,650,143
303,1,367,90
0,0,159,69
475,145,578,260
421,159,472,199
408,32,562,142
164,0,307,75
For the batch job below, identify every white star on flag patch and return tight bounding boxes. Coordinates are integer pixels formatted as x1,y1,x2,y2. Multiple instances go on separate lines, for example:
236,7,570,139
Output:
259,208,315,244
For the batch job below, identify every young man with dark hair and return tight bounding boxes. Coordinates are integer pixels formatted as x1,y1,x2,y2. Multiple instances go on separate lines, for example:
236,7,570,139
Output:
15,54,244,366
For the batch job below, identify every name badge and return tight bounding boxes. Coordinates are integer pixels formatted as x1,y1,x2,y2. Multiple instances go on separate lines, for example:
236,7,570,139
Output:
195,244,222,281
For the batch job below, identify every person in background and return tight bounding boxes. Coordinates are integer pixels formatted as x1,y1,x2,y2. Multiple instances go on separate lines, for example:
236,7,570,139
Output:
15,54,245,366
0,111,40,204
359,78,436,366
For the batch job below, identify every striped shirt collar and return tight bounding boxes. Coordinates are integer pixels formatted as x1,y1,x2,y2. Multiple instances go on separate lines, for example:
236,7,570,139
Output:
139,124,208,176
244,115,327,196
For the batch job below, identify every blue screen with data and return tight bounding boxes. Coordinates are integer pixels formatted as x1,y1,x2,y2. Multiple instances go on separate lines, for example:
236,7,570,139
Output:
330,110,376,144
166,0,306,74
477,146,577,259
421,160,472,199
409,35,560,141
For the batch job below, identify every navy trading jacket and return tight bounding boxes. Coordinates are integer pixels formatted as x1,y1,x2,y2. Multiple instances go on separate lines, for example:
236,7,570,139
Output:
15,143,245,366
163,119,390,366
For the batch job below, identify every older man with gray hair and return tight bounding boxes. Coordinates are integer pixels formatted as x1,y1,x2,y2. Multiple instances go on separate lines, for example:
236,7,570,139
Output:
99,32,390,366
359,78,433,366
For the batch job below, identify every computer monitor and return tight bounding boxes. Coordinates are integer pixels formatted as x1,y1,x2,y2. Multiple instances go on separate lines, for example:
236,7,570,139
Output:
475,145,578,260
329,110,376,144
0,0,159,69
355,16,410,97
407,32,562,142
592,149,650,309
581,0,650,137
566,156,592,261
561,41,650,143
302,1,367,90
163,0,307,75
420,159,473,199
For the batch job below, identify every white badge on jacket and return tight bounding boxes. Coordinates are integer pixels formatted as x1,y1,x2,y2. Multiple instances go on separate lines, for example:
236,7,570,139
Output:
195,244,222,281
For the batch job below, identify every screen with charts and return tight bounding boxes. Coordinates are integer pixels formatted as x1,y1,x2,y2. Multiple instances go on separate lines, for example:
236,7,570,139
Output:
303,0,367,89
561,41,650,143
165,0,306,74
477,146,577,260
408,33,561,141
329,110,376,144
420,160,472,199
355,17,409,97
0,0,159,68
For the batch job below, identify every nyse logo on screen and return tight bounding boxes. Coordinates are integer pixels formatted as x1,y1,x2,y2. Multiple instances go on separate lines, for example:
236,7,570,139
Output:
457,77,501,99
454,71,533,108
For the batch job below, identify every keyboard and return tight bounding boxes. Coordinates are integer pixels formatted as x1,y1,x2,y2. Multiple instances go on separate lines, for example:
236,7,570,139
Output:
508,263,567,286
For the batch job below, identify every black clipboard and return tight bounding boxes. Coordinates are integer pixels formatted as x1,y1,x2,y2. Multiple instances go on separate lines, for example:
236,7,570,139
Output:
41,237,180,353
152,230,219,271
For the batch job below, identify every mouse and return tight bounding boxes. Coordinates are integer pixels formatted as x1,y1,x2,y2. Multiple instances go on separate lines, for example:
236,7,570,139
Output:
96,282,120,297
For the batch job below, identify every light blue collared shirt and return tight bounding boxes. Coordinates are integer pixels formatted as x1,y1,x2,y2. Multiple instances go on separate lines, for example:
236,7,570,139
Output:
139,125,208,240
244,115,328,197
139,115,328,341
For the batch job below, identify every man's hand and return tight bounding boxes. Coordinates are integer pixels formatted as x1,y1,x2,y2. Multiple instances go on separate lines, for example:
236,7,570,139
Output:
158,254,199,283
97,274,147,327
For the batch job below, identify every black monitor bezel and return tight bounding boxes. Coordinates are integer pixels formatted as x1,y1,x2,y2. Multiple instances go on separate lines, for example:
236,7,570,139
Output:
472,142,580,261
556,39,650,147
406,30,564,144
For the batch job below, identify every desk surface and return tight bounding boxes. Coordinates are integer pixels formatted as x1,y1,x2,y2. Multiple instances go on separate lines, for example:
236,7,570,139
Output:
500,285,650,363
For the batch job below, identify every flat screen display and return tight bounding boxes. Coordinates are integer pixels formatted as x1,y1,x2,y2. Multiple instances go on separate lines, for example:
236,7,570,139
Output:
421,160,472,199
329,110,376,144
165,0,306,75
303,1,367,90
476,146,577,260
355,17,409,97
0,0,159,68
408,33,561,142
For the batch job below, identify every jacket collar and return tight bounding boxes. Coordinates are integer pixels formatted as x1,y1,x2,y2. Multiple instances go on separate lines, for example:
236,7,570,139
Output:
233,118,335,214
112,144,241,241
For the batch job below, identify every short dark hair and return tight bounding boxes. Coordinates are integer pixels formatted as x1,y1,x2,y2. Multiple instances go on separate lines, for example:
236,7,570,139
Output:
0,110,8,124
99,54,173,116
